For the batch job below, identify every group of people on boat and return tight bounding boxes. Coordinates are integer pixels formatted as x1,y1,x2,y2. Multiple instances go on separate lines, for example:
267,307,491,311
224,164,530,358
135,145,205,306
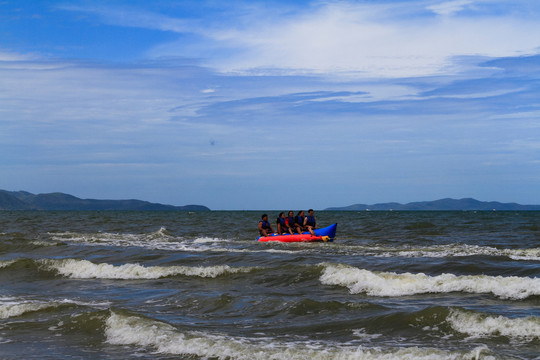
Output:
258,209,317,237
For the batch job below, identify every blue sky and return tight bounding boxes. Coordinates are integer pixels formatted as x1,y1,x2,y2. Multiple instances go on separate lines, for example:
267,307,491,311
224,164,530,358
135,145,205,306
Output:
1,0,540,210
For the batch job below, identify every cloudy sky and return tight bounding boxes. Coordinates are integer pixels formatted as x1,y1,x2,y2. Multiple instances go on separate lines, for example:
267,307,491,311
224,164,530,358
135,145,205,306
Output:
1,0,540,210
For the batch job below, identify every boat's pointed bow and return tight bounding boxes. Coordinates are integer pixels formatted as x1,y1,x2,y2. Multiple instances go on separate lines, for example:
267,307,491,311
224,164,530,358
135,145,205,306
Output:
313,223,337,239
327,223,337,239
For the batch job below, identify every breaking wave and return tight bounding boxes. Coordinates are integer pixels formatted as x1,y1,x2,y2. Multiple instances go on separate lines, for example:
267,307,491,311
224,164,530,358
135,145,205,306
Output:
38,258,256,279
0,259,16,269
0,299,60,319
447,309,540,341
320,263,540,299
0,297,109,319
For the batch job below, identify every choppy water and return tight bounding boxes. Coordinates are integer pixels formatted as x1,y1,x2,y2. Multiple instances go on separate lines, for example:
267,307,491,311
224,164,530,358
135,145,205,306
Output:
1,210,539,359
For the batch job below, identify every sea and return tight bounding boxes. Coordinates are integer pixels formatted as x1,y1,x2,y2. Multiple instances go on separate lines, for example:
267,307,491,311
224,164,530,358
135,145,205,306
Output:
0,210,539,359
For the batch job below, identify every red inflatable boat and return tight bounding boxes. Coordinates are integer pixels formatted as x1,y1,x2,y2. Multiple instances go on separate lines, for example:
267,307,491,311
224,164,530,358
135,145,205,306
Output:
257,223,337,242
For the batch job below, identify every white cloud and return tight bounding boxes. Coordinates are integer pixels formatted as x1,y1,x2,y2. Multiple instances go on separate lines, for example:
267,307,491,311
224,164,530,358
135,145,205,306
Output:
57,4,197,34
142,1,540,78
427,0,474,16
422,87,527,100
0,49,34,61
59,1,540,78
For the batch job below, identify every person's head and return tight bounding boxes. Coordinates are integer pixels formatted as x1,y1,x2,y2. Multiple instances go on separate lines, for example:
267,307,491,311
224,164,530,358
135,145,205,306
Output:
308,209,314,216
288,210,294,217
297,210,304,216
261,214,268,221
278,212,285,218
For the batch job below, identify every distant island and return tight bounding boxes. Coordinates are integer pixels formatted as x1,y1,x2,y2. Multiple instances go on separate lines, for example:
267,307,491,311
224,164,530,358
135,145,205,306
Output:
325,198,540,211
0,190,210,211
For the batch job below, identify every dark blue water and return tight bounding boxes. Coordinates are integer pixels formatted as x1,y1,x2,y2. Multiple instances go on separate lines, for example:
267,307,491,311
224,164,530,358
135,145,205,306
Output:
1,211,539,359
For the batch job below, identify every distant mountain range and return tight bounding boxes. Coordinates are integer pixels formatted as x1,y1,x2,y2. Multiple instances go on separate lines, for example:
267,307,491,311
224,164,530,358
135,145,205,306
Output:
0,190,210,211
325,198,540,211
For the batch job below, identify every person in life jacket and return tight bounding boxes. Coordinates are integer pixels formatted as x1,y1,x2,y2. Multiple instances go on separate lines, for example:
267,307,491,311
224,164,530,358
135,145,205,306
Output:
285,210,301,234
276,212,293,235
258,214,274,237
294,210,306,233
304,209,317,235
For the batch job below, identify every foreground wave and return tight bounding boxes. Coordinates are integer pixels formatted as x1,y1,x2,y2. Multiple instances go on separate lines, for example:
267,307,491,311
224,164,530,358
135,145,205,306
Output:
3,295,538,345
105,311,494,360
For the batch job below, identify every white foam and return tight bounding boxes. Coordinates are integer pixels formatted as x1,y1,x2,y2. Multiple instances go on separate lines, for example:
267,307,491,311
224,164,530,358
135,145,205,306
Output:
505,247,540,261
0,296,112,319
0,300,58,319
0,259,16,268
49,230,173,249
105,311,494,360
447,309,540,341
352,328,383,341
57,298,112,308
0,297,111,319
336,244,540,261
193,237,229,244
320,263,540,299
152,226,172,237
30,241,57,247
38,258,255,279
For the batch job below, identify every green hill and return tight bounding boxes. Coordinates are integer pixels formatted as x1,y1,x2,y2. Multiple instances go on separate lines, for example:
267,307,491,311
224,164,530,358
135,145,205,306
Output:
0,190,210,211
326,198,540,211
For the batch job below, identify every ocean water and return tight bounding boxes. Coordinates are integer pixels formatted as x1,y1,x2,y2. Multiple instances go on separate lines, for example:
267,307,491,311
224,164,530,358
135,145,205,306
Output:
0,210,539,359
